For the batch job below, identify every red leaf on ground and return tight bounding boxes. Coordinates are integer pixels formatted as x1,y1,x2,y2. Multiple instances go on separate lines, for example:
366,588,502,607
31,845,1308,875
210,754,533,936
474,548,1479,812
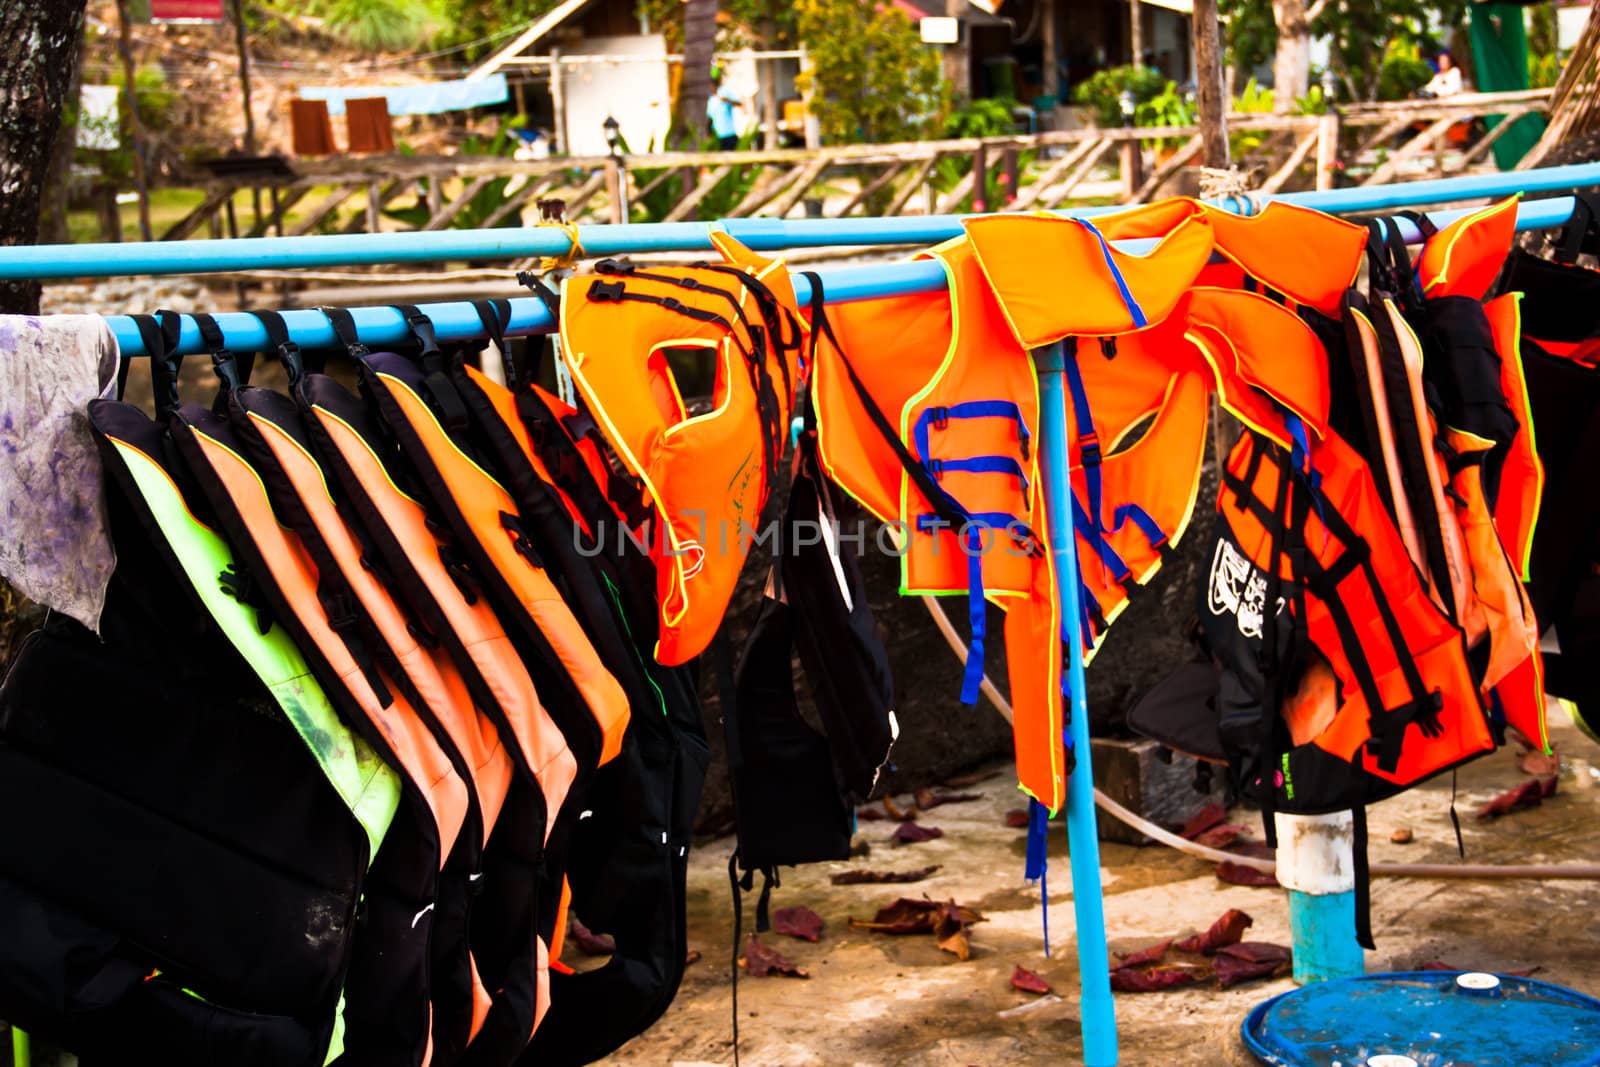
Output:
1216,861,1279,887
1216,952,1291,988
1112,940,1172,971
1194,823,1252,849
915,787,984,811
569,918,615,956
1216,942,1291,964
1229,840,1277,860
685,949,703,966
1477,778,1546,820
1110,966,1203,993
855,806,886,822
851,897,942,934
830,865,941,885
771,905,823,942
1175,909,1253,955
740,935,808,978
1539,774,1559,798
1011,965,1051,994
892,822,944,846
1004,809,1030,828
937,925,972,960
1180,802,1228,840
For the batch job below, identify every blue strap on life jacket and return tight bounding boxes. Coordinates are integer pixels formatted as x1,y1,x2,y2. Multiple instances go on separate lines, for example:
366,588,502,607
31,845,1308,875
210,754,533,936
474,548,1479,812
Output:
1073,219,1150,329
1025,797,1053,957
927,455,1030,493
913,401,1032,462
962,523,987,705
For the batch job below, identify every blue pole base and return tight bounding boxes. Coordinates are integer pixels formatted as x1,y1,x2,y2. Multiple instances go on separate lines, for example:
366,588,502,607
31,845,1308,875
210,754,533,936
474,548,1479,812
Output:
1287,889,1367,984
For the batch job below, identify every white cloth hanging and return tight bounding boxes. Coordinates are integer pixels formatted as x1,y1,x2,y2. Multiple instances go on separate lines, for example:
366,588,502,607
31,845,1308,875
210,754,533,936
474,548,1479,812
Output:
0,314,118,633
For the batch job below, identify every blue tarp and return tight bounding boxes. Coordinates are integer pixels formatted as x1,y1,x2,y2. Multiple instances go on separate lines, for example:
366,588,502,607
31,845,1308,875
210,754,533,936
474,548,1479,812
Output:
299,73,509,117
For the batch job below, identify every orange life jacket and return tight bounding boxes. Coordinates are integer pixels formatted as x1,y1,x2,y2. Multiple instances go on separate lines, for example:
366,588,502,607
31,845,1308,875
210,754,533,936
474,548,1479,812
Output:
1197,290,1494,807
810,238,1065,813
167,401,466,1067
1406,201,1547,751
558,233,807,665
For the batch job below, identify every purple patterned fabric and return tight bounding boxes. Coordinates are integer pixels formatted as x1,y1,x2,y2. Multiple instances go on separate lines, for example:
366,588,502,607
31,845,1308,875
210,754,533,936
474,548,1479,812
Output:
0,315,117,632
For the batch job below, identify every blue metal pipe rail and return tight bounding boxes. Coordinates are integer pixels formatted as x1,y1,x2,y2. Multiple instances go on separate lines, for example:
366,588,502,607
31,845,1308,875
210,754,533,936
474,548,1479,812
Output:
2,161,1596,281
2,166,1592,1067
103,196,1579,358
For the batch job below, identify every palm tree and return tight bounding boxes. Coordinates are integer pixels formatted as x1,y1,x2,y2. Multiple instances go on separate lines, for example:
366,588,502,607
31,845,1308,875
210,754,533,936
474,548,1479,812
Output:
674,0,719,145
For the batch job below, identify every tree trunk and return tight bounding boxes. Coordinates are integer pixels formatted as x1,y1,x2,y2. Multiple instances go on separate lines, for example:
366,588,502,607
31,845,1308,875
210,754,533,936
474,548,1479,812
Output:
0,0,88,314
1194,0,1230,168
115,0,154,242
674,0,719,146
1130,0,1144,65
943,0,971,101
38,42,84,247
1272,0,1312,112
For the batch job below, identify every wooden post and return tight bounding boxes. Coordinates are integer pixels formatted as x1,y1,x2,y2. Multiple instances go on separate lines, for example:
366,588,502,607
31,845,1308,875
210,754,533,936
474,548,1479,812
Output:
1192,0,1229,169
550,48,567,155
1130,0,1144,66
971,142,988,212
1041,0,1059,104
1119,134,1144,200
761,52,780,149
230,0,262,225
366,182,382,233
426,176,443,223
604,157,624,224
944,0,970,100
99,185,122,242
114,0,154,242
1315,109,1341,190
799,46,821,149
1003,147,1019,206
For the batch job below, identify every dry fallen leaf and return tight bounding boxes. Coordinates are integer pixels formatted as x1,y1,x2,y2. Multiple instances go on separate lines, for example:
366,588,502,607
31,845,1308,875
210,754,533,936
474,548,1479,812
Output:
1110,966,1203,993
1519,748,1560,776
892,822,944,846
1011,965,1051,994
771,905,823,943
855,806,886,822
1215,951,1291,988
1194,823,1252,849
1175,909,1253,955
915,787,984,811
740,935,808,978
830,865,941,885
1004,809,1030,829
944,768,1000,788
569,917,616,956
1112,940,1172,971
883,794,918,822
685,949,702,966
1216,861,1278,887
1179,802,1228,840
1478,776,1558,820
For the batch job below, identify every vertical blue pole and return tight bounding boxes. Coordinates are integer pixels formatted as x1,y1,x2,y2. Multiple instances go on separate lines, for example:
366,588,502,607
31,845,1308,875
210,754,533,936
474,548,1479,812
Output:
1035,341,1119,1066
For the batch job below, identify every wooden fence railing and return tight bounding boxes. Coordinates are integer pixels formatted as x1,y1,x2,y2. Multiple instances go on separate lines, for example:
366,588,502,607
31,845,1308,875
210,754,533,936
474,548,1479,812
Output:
140,89,1552,247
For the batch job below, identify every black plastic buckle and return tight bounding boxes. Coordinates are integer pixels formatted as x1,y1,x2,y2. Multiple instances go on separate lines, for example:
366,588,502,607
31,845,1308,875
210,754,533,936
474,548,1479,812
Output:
403,311,439,357
589,279,626,302
927,459,946,480
1079,431,1102,467
930,406,949,431
275,339,305,383
1099,337,1118,360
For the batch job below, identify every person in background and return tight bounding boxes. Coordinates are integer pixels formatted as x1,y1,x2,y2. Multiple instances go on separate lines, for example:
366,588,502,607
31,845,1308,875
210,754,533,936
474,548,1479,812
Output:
1419,50,1465,98
707,67,745,150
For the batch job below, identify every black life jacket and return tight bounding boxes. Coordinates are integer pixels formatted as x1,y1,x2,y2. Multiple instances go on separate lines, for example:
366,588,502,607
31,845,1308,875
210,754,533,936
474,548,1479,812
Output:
0,313,377,1067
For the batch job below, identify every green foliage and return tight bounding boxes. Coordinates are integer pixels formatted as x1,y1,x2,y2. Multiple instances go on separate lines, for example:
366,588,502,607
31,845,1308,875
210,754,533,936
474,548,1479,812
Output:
637,0,797,50
318,0,442,52
1377,43,1434,101
1531,51,1562,90
628,129,767,223
1135,81,1196,152
1072,64,1167,128
133,66,176,130
795,0,945,145
1220,0,1470,102
942,97,1017,139
436,0,559,57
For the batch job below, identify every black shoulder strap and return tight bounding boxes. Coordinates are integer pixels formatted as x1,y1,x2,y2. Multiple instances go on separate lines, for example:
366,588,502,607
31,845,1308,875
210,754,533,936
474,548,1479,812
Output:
796,271,986,541
1557,192,1600,265
130,311,184,418
249,309,304,386
395,304,470,434
318,305,369,359
472,298,515,387
192,312,251,400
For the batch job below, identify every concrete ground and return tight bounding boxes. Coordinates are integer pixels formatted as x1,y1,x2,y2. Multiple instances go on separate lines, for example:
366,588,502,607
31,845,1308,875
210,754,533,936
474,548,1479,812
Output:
586,712,1600,1067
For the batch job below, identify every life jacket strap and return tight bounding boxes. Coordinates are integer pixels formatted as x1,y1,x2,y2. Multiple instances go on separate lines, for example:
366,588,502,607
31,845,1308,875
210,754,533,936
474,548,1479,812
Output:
249,308,306,385
192,311,250,397
318,304,370,359
396,303,471,435
129,311,185,418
